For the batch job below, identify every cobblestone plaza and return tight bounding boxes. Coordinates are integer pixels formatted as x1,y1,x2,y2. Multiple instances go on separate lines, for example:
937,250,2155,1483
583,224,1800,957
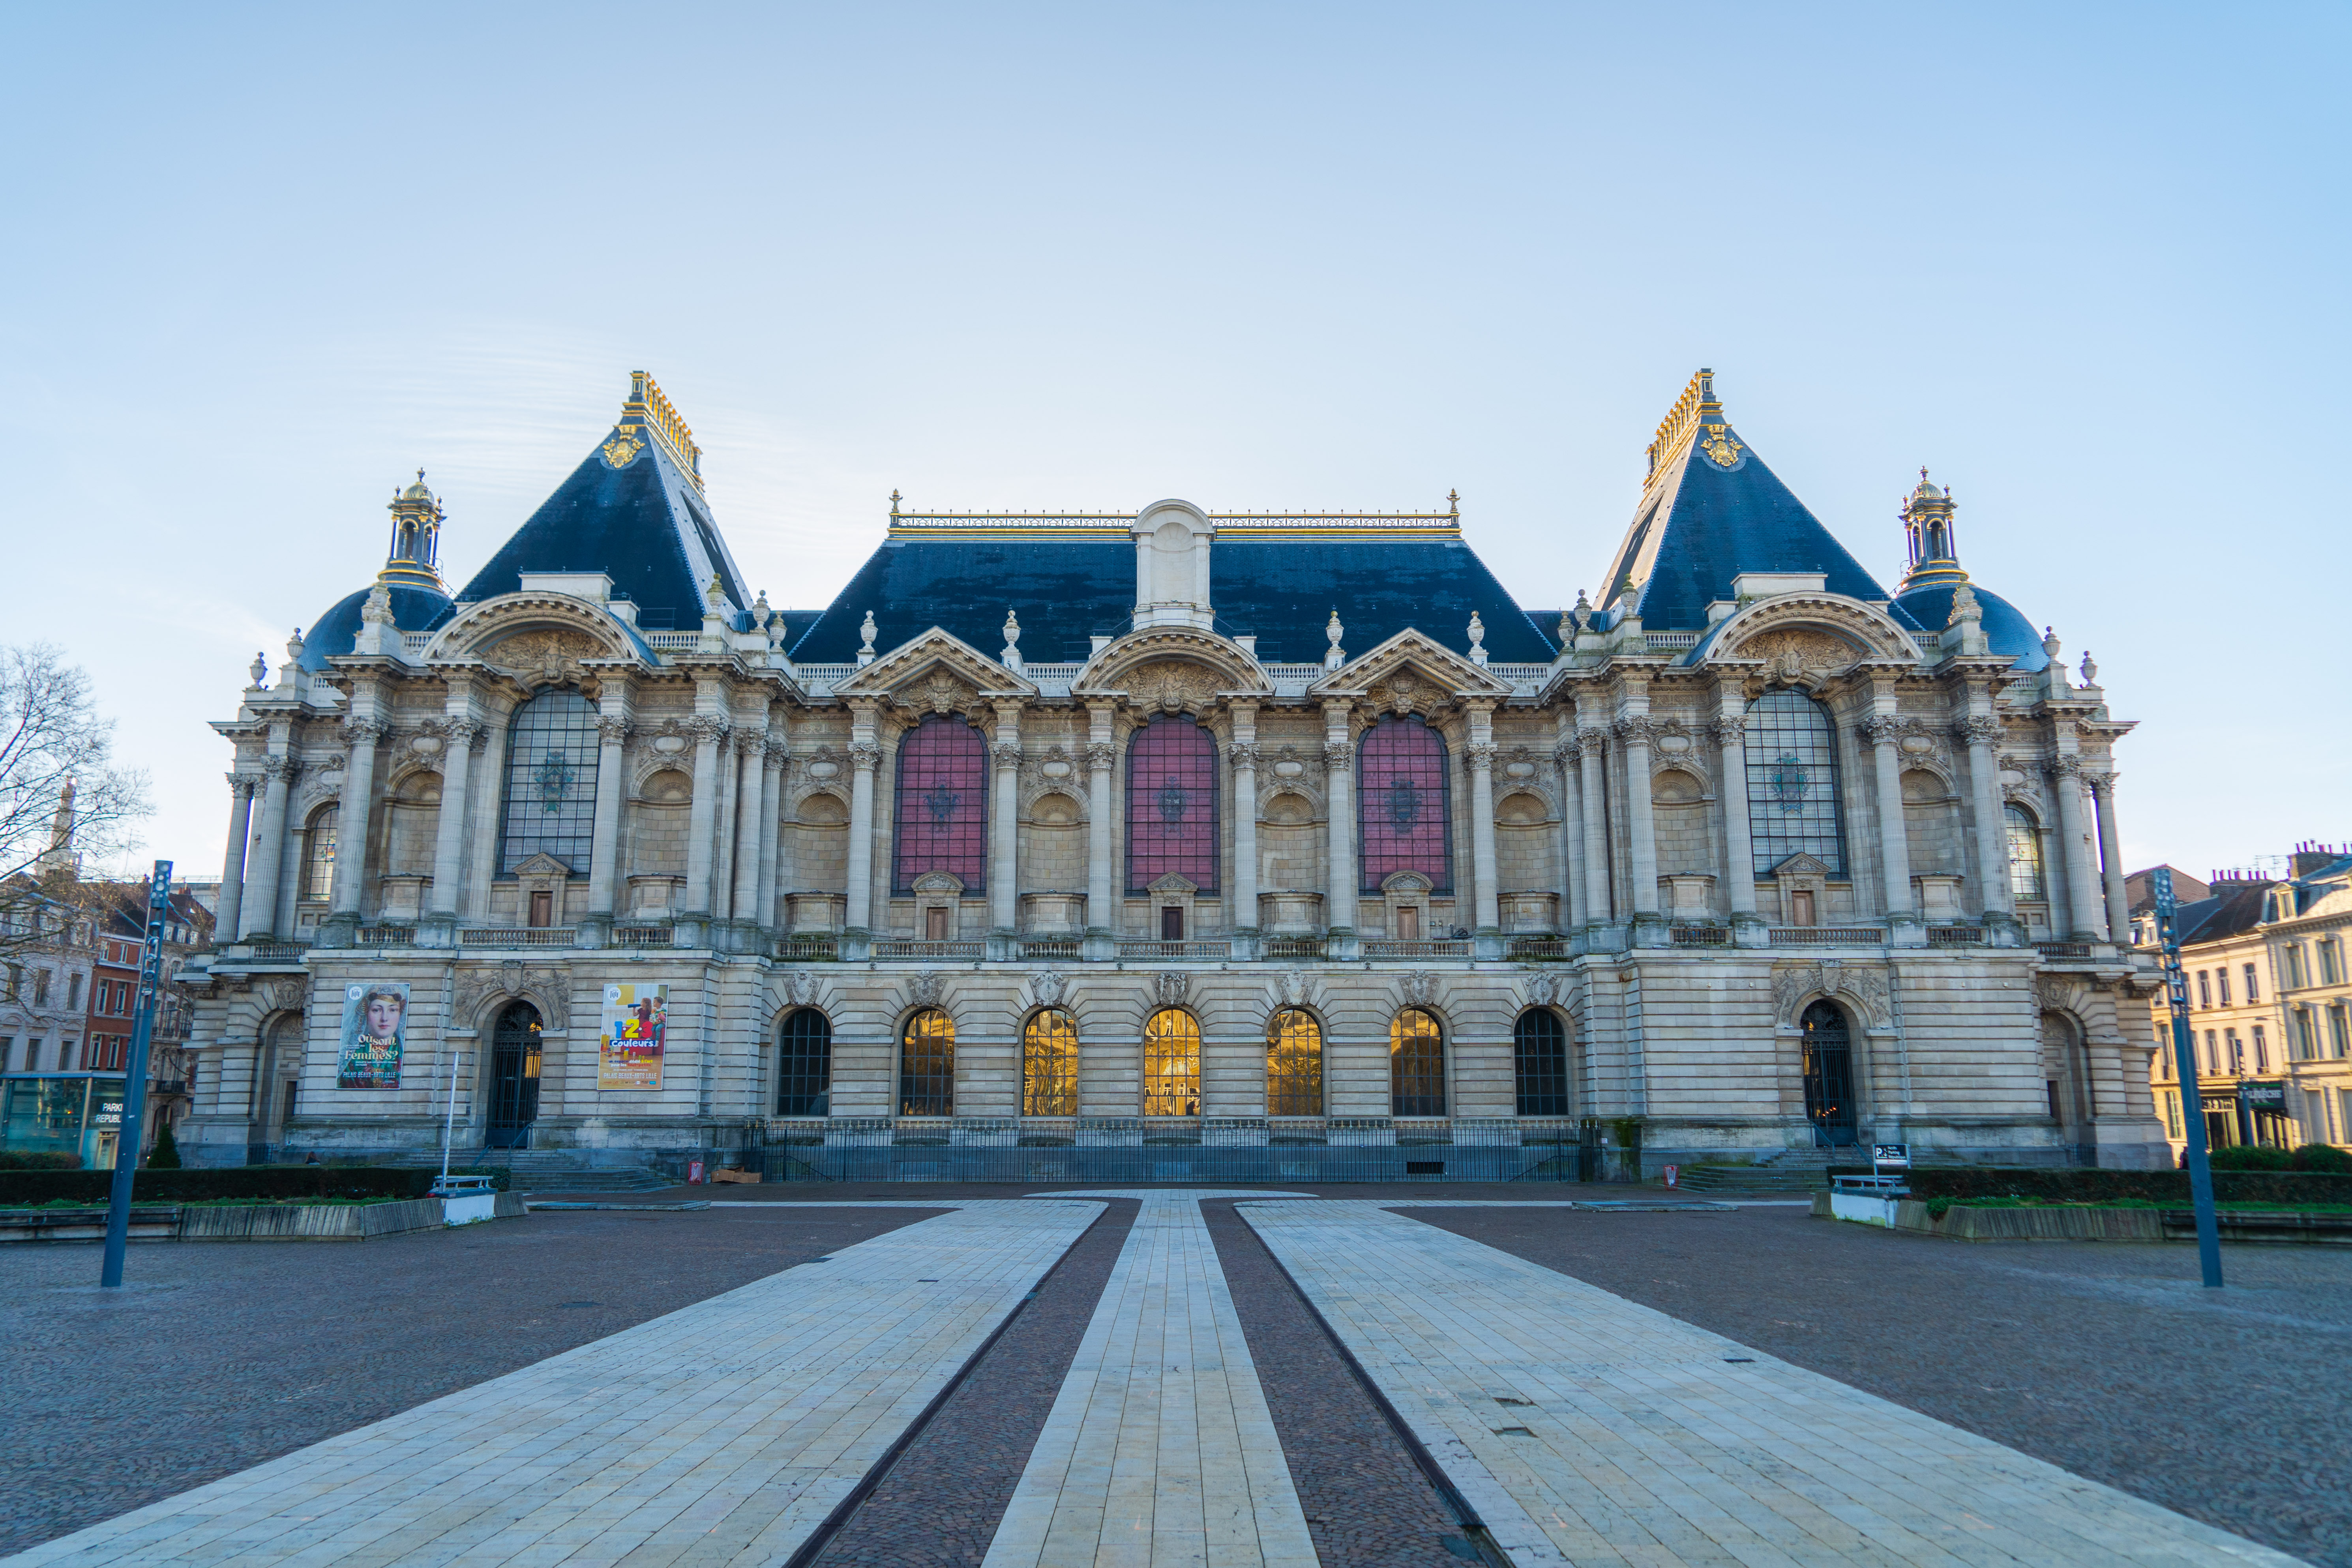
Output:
6,1192,2340,1567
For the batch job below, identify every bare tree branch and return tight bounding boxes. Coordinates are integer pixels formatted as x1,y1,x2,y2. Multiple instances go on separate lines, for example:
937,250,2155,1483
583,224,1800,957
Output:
0,644,154,961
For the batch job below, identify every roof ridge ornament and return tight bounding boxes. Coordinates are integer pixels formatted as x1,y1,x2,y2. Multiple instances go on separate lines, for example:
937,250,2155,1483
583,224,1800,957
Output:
1645,367,1723,486
620,371,704,491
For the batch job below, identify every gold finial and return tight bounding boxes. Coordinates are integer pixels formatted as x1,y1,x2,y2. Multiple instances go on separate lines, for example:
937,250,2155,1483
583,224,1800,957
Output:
1447,488,1460,515
890,489,902,516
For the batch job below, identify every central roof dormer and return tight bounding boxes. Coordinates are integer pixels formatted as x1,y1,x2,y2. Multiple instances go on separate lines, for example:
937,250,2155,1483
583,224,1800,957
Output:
1132,498,1215,630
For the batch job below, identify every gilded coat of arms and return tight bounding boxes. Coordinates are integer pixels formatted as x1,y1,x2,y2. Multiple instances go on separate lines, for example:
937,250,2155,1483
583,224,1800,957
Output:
1700,425,1744,467
602,424,645,467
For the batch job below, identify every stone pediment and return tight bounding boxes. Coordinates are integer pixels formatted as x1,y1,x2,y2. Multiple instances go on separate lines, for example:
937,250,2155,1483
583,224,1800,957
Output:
425,593,642,676
831,628,1036,708
1704,594,1921,682
1074,628,1270,708
1314,629,1512,706
510,852,573,879
1767,852,1833,879
1147,873,1199,896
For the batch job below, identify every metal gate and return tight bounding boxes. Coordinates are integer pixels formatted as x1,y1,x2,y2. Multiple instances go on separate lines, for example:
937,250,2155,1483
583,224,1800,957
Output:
1800,1000,1857,1146
486,1001,542,1149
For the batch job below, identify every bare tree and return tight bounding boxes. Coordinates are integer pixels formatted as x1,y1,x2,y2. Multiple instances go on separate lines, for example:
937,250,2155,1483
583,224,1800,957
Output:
0,643,152,963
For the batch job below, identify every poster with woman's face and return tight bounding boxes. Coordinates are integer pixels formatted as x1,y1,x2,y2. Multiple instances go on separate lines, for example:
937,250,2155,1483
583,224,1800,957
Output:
337,982,407,1089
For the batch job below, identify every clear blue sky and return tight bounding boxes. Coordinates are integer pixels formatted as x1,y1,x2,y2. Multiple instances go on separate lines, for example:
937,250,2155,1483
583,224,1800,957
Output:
6,3,2345,884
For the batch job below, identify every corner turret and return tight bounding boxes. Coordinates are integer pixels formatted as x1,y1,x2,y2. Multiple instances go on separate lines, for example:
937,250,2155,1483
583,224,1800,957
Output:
380,470,446,590
1896,469,1965,591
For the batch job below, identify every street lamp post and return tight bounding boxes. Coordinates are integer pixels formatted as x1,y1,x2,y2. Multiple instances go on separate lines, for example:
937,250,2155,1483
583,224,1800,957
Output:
100,861,173,1289
2152,867,2223,1288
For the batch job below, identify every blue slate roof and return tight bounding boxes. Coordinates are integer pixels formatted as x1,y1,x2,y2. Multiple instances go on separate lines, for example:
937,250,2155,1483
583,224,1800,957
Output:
1890,582,2049,672
1599,402,1900,632
299,583,455,671
786,531,1559,666
456,425,752,629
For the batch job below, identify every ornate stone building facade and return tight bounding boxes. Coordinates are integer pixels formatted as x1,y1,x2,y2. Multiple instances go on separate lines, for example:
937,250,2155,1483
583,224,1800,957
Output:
179,371,2167,1174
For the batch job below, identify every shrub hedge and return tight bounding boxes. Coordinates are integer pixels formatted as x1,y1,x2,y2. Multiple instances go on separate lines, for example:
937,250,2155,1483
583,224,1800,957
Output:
0,1151,82,1171
0,1165,509,1207
1833,1167,2352,1206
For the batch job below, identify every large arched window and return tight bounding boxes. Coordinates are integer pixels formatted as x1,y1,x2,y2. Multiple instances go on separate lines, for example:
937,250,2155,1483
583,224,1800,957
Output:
893,715,988,895
499,688,601,876
1266,1008,1323,1117
1143,1008,1200,1116
1744,689,1845,875
1391,1008,1446,1116
900,1008,955,1116
1126,716,1219,894
777,1009,831,1115
1023,1009,1078,1116
2005,804,2046,901
1514,1008,1570,1117
1360,717,1452,892
302,804,339,902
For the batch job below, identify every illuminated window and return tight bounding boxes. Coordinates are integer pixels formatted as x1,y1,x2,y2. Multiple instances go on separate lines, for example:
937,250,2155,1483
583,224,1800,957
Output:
1360,716,1453,893
1266,1008,1322,1117
1514,1008,1570,1116
1747,690,1846,876
1023,1009,1079,1117
899,1008,955,1116
1391,1008,1445,1116
1126,716,1219,894
302,805,339,902
2004,805,2044,901
1143,1008,1199,1116
499,689,601,876
893,715,988,895
776,1009,830,1115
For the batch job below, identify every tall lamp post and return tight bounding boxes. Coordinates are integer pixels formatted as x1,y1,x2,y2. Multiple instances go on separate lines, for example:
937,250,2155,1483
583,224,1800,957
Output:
100,861,173,1289
2152,867,2223,1288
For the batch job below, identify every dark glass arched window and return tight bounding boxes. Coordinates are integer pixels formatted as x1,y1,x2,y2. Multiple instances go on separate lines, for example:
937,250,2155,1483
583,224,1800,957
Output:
1800,1000,1856,1145
1745,689,1844,876
900,1008,955,1116
2005,805,2046,901
1126,716,1219,894
1514,1008,1570,1117
499,689,601,876
1391,1008,1446,1117
1360,717,1452,893
893,715,988,895
777,1009,831,1115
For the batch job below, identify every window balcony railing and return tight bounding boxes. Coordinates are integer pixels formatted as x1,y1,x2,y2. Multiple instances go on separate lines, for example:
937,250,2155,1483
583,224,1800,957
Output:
356,927,414,947
1506,937,1569,959
1261,936,1327,960
1020,937,1081,960
1670,925,1729,946
245,941,311,962
776,933,840,961
614,926,673,948
1927,925,1988,946
461,927,575,948
872,939,986,959
1116,939,1230,961
2035,940,2095,960
1771,927,1882,946
1360,939,1470,958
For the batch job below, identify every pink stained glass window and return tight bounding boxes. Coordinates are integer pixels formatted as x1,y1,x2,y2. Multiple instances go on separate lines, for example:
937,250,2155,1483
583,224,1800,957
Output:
1359,716,1453,894
892,715,988,895
1126,716,1220,894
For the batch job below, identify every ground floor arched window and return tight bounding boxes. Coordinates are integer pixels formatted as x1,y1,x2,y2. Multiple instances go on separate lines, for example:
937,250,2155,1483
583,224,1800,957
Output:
1144,1008,1199,1116
1024,1008,1078,1116
1799,1000,1855,1146
1514,1008,1570,1116
777,1008,831,1115
1266,1008,1323,1117
900,1008,954,1116
1391,1008,1445,1117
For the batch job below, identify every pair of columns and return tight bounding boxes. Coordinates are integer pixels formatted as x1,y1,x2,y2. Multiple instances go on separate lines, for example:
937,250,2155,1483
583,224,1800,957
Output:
682,706,792,928
2051,755,2129,943
1553,691,1665,929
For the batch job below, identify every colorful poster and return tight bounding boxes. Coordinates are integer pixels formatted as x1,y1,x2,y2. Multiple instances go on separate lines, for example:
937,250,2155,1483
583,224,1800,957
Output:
600,982,668,1091
337,982,407,1089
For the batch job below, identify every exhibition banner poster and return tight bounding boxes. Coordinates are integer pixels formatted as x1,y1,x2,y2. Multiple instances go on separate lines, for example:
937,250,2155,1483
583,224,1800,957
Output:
600,982,668,1090
338,982,408,1089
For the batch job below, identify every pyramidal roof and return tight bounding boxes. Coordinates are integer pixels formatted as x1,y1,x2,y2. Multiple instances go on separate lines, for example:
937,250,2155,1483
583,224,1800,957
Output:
457,373,754,629
1597,370,1908,631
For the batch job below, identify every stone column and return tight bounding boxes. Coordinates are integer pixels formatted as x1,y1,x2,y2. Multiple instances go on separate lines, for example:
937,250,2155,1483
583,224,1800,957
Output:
990,701,1023,936
1229,702,1259,940
1555,721,1586,931
1954,708,2013,927
756,731,787,933
327,716,386,931
682,713,729,922
1466,701,1501,953
426,718,481,930
587,715,631,919
713,730,747,922
239,751,298,940
1577,724,1610,924
727,732,763,930
462,718,506,924
843,701,881,942
216,774,258,944
1615,690,1659,920
1712,698,1758,923
1863,698,1916,938
1085,703,1116,950
2089,773,2129,944
2051,756,2105,941
1322,700,1356,944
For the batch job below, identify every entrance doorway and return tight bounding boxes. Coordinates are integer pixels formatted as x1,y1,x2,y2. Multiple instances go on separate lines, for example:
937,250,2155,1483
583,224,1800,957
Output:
248,1012,302,1163
487,1000,542,1149
1799,1000,1857,1146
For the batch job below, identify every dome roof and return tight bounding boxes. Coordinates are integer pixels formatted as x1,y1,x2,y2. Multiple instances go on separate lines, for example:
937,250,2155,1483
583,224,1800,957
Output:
298,583,455,671
1889,581,2048,672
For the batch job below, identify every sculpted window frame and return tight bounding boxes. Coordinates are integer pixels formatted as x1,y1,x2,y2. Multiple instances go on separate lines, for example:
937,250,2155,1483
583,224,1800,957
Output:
1743,689,1845,878
893,715,989,896
1359,716,1454,895
1125,716,1220,896
497,688,602,878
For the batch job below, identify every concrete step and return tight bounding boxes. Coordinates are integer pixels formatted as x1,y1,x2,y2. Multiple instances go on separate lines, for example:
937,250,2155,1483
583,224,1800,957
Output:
510,1169,674,1193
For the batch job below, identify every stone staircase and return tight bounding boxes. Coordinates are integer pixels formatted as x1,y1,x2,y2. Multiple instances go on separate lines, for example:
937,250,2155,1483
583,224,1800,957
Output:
1677,1146,1971,1194
384,1151,676,1194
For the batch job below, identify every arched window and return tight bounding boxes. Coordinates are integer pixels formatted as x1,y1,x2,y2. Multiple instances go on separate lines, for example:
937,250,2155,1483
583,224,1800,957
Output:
893,715,988,895
302,805,339,902
1360,716,1452,893
1023,1009,1079,1116
1126,716,1219,893
1745,689,1845,875
899,1008,955,1116
1266,1008,1323,1117
1514,1008,1570,1117
776,1009,831,1116
499,689,601,876
2005,804,2046,901
1391,1008,1446,1116
1800,1000,1856,1145
1143,1008,1199,1116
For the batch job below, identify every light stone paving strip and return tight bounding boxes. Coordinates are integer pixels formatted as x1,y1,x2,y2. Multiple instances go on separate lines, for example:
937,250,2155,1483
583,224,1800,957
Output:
7,1201,1102,1568
1243,1201,2301,1568
984,1192,1318,1568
